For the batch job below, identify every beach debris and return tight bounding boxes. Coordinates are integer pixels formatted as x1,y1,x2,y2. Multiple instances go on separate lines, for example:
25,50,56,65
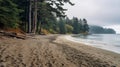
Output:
0,30,26,39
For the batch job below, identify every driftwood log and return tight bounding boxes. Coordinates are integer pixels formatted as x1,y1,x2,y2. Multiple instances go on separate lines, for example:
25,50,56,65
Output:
0,31,26,39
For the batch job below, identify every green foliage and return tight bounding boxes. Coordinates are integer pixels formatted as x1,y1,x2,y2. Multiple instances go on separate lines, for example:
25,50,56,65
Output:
58,18,66,34
89,25,116,34
65,17,89,34
78,19,83,33
36,0,74,34
104,28,116,34
66,24,73,33
45,0,74,17
0,0,21,28
0,0,90,34
57,17,89,34
65,17,73,26
82,18,89,33
73,17,79,34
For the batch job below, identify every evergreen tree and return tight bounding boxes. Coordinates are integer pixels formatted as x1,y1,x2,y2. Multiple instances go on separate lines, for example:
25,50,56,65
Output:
59,18,66,34
82,18,89,33
73,17,79,34
66,24,73,33
89,25,116,34
33,0,74,34
12,0,28,31
28,0,32,33
78,19,83,33
1,0,90,35
65,17,73,26
0,0,21,28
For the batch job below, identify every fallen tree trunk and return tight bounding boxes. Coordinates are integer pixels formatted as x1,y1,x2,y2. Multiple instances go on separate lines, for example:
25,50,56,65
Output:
0,31,26,39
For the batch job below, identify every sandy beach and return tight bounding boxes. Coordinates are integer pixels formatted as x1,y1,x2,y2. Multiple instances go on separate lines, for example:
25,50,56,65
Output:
0,35,120,67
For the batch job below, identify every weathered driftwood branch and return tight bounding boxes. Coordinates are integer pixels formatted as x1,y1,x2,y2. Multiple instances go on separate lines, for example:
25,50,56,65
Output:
0,31,26,39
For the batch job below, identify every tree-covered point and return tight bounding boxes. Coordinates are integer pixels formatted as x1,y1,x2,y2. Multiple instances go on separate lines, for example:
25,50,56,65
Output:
89,25,116,34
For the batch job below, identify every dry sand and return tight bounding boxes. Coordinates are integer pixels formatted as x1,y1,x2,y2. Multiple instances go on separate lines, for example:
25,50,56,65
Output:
0,35,120,67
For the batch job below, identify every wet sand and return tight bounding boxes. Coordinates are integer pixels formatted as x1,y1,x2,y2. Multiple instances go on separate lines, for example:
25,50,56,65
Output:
0,35,120,67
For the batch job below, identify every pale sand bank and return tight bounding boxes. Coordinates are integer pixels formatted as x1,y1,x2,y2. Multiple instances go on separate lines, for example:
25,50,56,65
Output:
0,35,120,67
55,35,120,67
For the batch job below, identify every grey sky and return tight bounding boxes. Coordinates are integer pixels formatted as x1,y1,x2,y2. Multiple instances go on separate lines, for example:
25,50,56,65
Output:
64,0,120,26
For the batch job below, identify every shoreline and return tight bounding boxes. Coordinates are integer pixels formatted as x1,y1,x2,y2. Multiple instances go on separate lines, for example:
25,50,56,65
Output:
0,34,120,67
65,35,120,54
55,35,120,66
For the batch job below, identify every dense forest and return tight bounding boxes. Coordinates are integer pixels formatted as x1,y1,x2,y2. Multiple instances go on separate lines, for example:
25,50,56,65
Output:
89,25,116,34
0,0,89,34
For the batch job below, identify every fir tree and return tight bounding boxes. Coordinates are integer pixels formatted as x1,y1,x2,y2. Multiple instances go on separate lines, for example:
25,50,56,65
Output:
0,0,21,28
73,17,79,34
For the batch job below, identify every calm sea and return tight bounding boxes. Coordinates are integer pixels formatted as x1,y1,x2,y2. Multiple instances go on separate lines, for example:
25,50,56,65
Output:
70,34,120,54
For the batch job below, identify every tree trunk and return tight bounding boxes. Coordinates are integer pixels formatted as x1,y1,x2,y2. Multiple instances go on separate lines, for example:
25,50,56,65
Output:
28,0,32,33
39,22,42,34
32,0,37,34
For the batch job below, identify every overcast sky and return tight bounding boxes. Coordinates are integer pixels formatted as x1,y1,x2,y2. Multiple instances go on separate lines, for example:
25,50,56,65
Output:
64,0,120,33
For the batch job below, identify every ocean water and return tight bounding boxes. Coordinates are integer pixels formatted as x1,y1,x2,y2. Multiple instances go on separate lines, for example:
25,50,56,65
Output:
66,34,120,54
